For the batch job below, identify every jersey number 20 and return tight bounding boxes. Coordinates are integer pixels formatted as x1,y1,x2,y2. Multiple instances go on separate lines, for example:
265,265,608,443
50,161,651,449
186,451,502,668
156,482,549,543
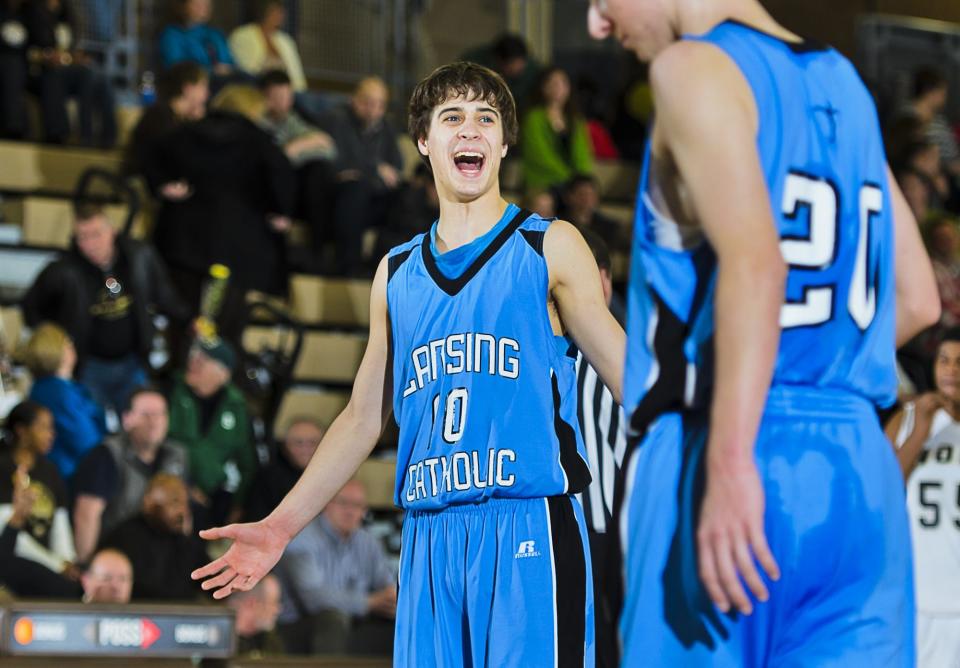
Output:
779,171,882,330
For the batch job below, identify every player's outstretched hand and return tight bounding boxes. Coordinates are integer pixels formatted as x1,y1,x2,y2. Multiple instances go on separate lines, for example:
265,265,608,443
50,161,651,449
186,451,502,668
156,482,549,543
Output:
697,460,780,615
191,520,290,600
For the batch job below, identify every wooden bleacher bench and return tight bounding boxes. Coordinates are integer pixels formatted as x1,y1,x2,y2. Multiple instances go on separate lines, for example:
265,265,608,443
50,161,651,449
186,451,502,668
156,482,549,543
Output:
289,275,371,327
273,385,350,438
243,326,367,384
0,141,122,194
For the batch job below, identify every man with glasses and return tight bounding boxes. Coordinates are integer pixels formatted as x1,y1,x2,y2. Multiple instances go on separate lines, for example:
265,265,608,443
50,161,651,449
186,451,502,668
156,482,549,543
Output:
21,202,188,414
244,418,325,522
274,479,395,656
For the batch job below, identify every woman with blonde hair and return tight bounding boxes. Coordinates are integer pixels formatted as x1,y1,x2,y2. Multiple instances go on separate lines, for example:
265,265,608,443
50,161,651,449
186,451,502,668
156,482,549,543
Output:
25,323,105,481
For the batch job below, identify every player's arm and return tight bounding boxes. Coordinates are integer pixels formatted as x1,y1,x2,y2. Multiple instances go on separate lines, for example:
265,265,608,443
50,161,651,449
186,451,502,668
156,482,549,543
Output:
192,256,394,599
884,394,943,481
545,220,625,403
651,41,784,614
888,166,940,346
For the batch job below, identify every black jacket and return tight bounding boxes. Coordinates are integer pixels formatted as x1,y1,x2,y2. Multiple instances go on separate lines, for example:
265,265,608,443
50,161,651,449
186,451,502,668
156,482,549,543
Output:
317,104,403,191
152,110,296,294
21,235,188,359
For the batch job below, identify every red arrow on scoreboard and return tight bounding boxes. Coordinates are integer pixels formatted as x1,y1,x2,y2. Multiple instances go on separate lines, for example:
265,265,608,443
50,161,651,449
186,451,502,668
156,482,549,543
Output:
140,619,161,649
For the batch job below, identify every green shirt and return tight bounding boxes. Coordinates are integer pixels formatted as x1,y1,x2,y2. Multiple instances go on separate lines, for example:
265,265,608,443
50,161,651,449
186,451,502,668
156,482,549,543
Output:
520,107,595,191
167,376,255,504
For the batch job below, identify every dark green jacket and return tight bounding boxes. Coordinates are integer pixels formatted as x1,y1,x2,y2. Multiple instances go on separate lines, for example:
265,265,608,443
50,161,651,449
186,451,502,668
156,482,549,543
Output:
167,376,254,503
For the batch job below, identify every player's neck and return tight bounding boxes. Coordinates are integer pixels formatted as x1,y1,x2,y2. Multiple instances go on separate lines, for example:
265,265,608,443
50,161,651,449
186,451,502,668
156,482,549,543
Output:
675,0,798,43
435,191,509,252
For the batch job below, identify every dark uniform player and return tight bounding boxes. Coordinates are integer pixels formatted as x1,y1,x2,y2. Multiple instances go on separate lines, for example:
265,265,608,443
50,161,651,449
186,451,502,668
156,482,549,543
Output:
587,0,941,666
191,62,626,667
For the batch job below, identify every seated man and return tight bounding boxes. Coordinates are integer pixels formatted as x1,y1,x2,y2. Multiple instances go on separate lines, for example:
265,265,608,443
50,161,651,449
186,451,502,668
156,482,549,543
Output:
316,76,403,275
226,574,283,656
245,418,324,522
167,338,255,528
260,69,336,265
21,202,189,414
80,548,133,603
73,387,189,563
100,473,208,601
556,175,629,253
275,480,395,656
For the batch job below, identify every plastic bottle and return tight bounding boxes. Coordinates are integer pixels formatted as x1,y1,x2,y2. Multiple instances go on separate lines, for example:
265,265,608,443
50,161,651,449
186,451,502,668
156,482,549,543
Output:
140,71,156,106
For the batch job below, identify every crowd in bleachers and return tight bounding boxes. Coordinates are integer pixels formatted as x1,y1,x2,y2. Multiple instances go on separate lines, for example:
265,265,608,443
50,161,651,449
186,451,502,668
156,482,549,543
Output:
886,67,960,390
1,1,958,662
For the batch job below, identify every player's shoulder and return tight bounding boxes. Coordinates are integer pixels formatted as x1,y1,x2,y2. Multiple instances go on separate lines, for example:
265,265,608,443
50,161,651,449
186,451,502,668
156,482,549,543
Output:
649,40,749,112
650,39,735,88
384,233,426,282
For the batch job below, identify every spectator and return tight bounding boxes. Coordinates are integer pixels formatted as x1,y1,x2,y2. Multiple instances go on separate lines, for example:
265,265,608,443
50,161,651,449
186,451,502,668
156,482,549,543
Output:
0,444,79,598
229,0,324,119
901,67,960,178
926,216,960,332
72,387,188,563
577,75,619,161
0,401,77,578
261,70,336,167
276,479,395,656
23,0,116,146
260,69,337,265
152,84,296,346
100,472,208,601
23,323,106,481
158,0,235,87
167,337,254,527
123,62,210,187
373,162,438,259
0,0,28,139
886,329,960,667
227,574,284,656
898,168,933,224
461,34,540,115
521,66,595,192
524,188,556,220
80,547,132,603
317,76,403,275
558,175,628,251
902,139,950,212
21,202,189,414
245,417,323,522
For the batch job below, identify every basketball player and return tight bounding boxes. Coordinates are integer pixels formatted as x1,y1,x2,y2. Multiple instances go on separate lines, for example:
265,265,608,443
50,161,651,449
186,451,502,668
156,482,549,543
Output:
191,62,625,666
587,0,940,665
887,329,960,668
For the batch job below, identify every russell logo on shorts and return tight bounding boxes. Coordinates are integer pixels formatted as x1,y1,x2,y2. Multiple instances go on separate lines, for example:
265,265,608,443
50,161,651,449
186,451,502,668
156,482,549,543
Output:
515,540,541,559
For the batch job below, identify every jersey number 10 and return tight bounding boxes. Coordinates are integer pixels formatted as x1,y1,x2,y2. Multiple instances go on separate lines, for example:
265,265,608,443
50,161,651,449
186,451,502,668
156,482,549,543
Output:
432,388,468,444
779,172,882,331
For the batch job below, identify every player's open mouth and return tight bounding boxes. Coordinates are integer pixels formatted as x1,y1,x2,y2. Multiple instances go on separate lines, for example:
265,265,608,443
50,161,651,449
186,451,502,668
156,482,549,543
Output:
453,151,485,176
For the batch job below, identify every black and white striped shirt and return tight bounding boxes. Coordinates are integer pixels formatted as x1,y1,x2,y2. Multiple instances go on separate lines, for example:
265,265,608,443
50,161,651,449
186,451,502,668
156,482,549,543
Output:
575,350,628,534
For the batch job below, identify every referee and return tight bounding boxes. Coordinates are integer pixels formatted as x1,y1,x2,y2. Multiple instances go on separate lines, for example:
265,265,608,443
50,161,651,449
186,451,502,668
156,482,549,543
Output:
574,228,626,668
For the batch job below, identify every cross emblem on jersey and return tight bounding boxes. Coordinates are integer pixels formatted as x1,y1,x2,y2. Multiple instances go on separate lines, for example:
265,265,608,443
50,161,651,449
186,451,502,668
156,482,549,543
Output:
812,103,840,144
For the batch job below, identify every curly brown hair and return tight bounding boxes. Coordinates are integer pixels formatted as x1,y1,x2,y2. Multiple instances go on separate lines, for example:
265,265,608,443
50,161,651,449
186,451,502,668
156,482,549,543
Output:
407,61,518,150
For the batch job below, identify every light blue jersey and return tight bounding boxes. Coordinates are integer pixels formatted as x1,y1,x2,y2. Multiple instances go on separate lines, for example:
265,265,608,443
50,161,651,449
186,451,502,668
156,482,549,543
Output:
618,21,913,668
623,20,897,434
387,205,594,666
386,204,591,511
